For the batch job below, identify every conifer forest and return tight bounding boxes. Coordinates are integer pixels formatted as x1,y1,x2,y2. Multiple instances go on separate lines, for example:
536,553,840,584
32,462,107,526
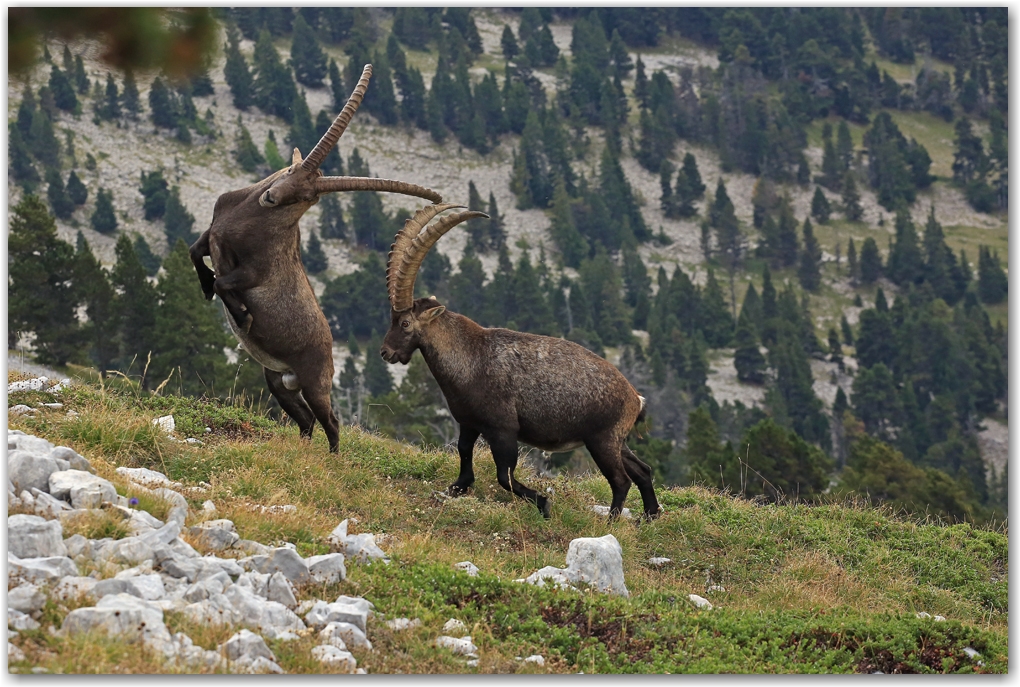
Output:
8,8,1009,526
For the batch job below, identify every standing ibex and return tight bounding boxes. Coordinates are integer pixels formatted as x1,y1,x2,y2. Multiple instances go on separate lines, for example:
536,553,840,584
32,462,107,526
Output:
190,64,442,452
380,205,663,519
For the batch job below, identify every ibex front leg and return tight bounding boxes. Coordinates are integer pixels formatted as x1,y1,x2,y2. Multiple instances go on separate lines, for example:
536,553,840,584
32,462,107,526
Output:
212,265,260,331
189,231,216,300
449,425,480,495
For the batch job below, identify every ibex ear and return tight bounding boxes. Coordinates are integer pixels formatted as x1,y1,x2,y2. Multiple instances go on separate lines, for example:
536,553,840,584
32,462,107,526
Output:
419,305,446,324
292,148,303,165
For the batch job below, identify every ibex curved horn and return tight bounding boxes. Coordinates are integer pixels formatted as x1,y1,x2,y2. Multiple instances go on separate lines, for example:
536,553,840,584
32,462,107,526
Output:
387,205,489,312
301,63,372,173
316,176,443,204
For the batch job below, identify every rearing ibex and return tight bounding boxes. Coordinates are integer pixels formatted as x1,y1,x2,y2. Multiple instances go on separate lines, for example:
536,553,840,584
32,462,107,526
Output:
380,206,662,519
190,64,442,452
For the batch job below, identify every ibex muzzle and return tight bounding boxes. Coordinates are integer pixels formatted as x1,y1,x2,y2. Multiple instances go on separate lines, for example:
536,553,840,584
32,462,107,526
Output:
190,64,442,453
381,206,663,519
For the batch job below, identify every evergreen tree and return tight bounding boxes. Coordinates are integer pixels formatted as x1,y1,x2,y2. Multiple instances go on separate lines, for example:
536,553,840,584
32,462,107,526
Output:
139,170,169,220
90,187,118,234
392,7,431,50
29,108,61,170
302,230,328,274
810,186,831,224
290,13,328,88
685,406,732,487
827,327,843,368
733,320,767,384
223,23,254,110
501,25,519,61
599,141,649,241
447,243,488,324
16,82,37,140
738,418,832,501
363,332,394,397
45,167,75,219
287,91,317,155
366,51,398,126
101,72,121,120
133,234,161,277
886,208,923,286
318,193,347,240
163,186,196,247
8,195,84,365
233,117,265,173
836,119,854,172
510,110,553,209
347,148,391,251
773,195,799,268
328,59,345,113
148,76,178,129
622,245,652,331
580,244,632,347
977,246,1007,304
189,63,215,96
846,237,859,284
509,251,556,335
253,28,298,121
150,240,232,397
486,191,506,252
548,175,587,268
820,123,841,189
73,54,89,94
859,237,882,284
797,217,822,291
121,69,141,119
74,234,118,373
841,171,863,221
9,124,40,190
264,129,287,169
739,282,763,334
840,314,854,348
49,65,78,112
66,170,87,206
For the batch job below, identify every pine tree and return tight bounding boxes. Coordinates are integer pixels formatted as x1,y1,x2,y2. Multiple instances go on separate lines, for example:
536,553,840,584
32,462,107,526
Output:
133,234,162,277
290,13,328,88
9,124,40,190
46,167,75,219
110,234,159,382
66,170,87,206
328,59,345,113
548,175,587,268
820,122,841,189
90,187,118,234
8,195,84,365
347,148,391,251
977,246,1007,304
102,72,121,120
486,191,506,251
223,23,254,110
836,119,854,172
739,282,763,334
49,65,78,112
302,230,328,274
810,186,831,224
510,110,553,209
253,28,298,121
190,63,215,96
827,327,843,368
264,129,286,169
74,234,118,373
773,195,799,268
318,193,346,240
163,186,196,247
150,240,232,397
139,170,169,220
501,25,519,61
701,268,734,346
73,54,89,94
859,236,882,284
733,319,767,384
842,172,863,221
148,77,178,129
288,92,317,155
121,69,141,119
29,108,61,169
846,237,859,284
797,217,822,291
886,208,922,286
233,117,265,173
839,314,854,348
510,251,556,335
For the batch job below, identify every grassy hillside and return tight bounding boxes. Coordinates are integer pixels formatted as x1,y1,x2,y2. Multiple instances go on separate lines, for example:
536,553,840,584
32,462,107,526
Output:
8,378,1007,674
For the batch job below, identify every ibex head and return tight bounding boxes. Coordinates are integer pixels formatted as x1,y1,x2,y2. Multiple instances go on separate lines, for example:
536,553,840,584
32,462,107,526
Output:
258,64,442,210
381,204,488,364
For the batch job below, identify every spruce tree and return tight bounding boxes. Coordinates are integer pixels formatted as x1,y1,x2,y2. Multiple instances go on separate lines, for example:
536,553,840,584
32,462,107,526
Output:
17,82,37,140
486,191,506,251
29,108,61,169
328,59,345,113
842,172,863,221
102,72,121,120
367,51,399,126
836,119,854,172
8,195,84,365
302,230,329,274
820,122,840,189
465,181,487,249
66,169,88,206
148,77,178,129
510,251,556,335
977,246,1007,304
827,327,843,368
150,240,232,397
288,92,317,155
121,69,141,119
797,217,822,291
739,282,763,334
264,129,287,169
501,25,519,61
290,13,328,88
163,186,196,247
133,234,161,277
74,234,118,373
74,54,89,94
46,168,75,219
9,124,40,190
840,314,854,348
233,117,265,173
859,237,882,284
846,236,859,284
773,195,799,268
90,187,118,234
886,208,923,286
363,332,394,396
223,23,254,110
318,193,346,240
49,65,78,112
810,186,831,224
253,28,298,122
190,64,215,96
549,175,587,268
733,319,767,384
111,234,159,381
139,170,169,220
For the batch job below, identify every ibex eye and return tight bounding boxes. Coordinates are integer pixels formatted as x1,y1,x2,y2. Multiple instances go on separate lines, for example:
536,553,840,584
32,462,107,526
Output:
401,321,410,329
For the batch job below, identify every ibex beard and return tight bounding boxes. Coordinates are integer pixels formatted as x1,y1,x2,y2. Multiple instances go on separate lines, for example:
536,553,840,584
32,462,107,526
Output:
381,205,663,519
189,64,442,453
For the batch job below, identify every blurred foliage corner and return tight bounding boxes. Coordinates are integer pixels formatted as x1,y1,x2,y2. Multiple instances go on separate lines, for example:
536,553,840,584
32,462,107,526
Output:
8,7,217,76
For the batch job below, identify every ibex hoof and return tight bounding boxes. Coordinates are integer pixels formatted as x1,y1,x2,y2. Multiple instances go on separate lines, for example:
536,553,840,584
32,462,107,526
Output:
448,483,472,497
537,495,551,519
641,506,664,523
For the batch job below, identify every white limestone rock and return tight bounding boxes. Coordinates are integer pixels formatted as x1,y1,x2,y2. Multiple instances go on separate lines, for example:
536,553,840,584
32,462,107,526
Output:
519,534,629,597
318,621,372,651
49,446,92,473
8,609,40,631
8,583,46,614
688,594,713,610
8,553,78,584
8,514,67,558
48,470,117,508
435,635,478,656
220,628,274,663
8,450,60,494
312,645,358,672
242,547,310,585
305,601,369,634
385,617,422,631
61,593,174,655
443,618,468,636
306,553,347,584
454,561,479,577
266,571,298,609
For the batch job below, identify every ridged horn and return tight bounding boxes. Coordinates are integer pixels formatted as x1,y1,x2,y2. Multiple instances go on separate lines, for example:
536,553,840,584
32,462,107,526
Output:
301,63,372,172
316,176,443,204
388,206,489,312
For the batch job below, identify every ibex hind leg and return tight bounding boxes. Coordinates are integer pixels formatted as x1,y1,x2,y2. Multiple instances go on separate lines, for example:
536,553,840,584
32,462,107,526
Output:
585,434,633,519
487,432,550,518
621,445,662,520
264,368,316,440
